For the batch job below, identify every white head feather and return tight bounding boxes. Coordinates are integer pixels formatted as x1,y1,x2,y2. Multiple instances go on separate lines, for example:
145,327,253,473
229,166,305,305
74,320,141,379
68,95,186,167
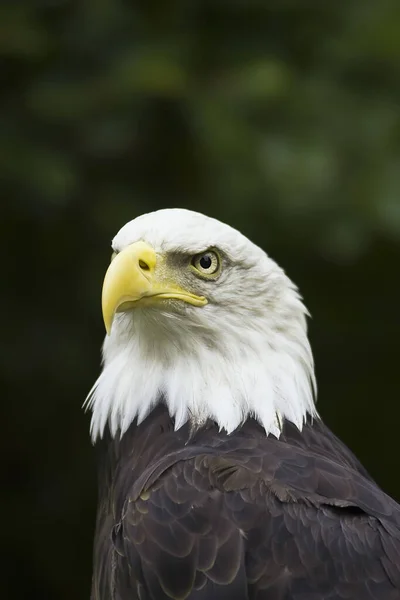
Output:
85,208,317,441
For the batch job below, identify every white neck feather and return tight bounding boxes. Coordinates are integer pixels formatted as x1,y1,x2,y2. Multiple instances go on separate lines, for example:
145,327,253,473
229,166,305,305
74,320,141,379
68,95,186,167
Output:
86,289,317,442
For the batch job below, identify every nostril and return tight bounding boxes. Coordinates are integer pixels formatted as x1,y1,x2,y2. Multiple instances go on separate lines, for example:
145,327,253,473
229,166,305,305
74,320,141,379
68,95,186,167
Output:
139,259,150,271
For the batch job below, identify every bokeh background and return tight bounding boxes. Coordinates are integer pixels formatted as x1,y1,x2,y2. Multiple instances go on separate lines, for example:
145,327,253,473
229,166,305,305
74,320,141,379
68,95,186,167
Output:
2,1,400,598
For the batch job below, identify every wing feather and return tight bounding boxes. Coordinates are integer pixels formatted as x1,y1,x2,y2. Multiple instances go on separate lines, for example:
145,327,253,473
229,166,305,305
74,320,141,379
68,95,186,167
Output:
92,415,400,600
111,448,400,599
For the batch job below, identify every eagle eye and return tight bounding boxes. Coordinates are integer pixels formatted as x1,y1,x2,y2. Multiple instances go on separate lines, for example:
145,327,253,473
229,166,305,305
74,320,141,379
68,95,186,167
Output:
191,250,220,278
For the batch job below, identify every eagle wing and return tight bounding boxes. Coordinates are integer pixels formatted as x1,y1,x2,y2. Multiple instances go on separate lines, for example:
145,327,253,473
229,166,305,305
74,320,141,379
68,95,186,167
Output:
110,439,400,600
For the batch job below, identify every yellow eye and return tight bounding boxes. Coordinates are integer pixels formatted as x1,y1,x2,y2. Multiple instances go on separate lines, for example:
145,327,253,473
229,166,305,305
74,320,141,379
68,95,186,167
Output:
191,251,220,277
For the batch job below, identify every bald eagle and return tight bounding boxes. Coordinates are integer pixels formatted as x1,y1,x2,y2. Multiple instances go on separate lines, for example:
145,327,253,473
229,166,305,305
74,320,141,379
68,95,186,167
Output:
86,209,400,600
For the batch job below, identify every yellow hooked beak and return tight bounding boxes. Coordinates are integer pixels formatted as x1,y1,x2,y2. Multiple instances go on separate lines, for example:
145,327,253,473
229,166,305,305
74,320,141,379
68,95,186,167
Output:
102,241,207,334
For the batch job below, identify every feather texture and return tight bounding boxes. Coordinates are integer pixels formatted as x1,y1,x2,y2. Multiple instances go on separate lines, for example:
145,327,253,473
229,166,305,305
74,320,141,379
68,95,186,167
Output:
91,406,400,600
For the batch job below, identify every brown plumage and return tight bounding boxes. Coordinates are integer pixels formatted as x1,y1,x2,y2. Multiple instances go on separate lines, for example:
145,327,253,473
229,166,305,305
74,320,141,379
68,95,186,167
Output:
91,404,400,600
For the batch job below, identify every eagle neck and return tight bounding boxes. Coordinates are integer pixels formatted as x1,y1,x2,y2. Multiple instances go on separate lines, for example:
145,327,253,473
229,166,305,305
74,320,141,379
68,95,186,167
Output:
86,308,317,442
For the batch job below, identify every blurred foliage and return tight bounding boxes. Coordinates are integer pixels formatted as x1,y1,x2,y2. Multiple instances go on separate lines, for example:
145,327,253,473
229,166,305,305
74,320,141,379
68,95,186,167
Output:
2,1,400,599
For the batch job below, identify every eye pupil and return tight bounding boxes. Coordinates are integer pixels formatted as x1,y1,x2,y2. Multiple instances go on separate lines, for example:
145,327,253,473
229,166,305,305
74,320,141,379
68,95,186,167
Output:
200,255,212,270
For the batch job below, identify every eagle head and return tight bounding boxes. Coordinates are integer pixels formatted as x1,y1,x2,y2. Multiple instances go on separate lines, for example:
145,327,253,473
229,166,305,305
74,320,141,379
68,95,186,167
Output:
86,209,317,441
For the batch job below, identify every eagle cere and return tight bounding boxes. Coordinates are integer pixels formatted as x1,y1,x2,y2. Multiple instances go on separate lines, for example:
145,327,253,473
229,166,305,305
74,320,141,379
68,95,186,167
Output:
86,208,400,600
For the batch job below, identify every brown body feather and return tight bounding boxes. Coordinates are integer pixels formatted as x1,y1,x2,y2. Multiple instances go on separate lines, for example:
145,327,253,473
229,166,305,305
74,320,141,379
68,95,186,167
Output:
91,404,400,600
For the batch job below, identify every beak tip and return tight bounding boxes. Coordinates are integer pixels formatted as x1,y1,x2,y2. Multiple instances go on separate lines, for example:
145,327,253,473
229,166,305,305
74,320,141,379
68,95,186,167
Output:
102,308,114,336
104,317,113,336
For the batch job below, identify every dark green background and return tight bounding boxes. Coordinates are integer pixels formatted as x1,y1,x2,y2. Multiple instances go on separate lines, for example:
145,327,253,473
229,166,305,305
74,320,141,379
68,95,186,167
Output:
2,1,400,599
